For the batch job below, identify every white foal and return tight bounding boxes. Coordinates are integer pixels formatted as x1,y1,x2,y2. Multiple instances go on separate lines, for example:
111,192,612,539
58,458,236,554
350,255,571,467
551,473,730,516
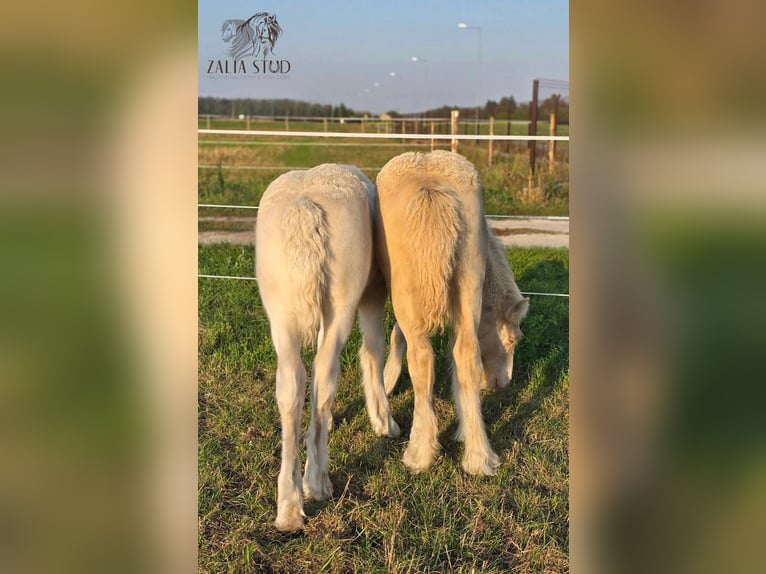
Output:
256,164,399,531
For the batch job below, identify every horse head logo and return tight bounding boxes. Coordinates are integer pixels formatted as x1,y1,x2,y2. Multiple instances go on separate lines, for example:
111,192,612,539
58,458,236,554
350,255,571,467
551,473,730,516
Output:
221,12,282,61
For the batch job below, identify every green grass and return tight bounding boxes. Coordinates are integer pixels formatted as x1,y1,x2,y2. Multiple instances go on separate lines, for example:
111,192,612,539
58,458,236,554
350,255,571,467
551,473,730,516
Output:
198,244,569,573
198,218,255,233
198,116,569,217
198,140,569,217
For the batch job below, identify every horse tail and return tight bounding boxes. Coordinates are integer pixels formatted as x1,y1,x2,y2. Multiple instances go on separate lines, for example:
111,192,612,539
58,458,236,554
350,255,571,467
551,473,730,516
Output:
281,197,330,348
404,184,465,334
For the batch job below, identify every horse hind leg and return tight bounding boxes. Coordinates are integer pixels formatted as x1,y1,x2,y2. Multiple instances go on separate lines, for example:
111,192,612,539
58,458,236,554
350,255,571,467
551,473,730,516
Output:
451,288,500,476
302,308,356,501
272,324,307,531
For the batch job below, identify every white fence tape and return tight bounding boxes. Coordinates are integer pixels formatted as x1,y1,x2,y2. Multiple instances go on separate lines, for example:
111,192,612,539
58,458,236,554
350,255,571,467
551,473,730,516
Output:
196,273,568,298
198,165,382,171
198,127,569,299
199,140,448,147
198,128,569,142
197,203,569,221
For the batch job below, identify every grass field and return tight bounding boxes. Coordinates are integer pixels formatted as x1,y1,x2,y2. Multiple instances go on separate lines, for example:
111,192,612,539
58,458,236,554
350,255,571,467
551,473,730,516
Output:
198,243,569,573
198,119,569,219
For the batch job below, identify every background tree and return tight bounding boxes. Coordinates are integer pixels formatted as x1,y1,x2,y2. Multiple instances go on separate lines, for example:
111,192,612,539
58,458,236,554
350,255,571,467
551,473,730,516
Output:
484,99,499,118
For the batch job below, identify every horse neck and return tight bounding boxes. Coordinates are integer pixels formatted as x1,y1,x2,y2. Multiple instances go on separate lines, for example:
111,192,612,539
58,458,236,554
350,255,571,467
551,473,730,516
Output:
484,235,519,303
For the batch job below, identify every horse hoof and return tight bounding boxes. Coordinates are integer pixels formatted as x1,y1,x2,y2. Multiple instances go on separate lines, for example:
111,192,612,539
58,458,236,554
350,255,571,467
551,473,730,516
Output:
461,448,500,476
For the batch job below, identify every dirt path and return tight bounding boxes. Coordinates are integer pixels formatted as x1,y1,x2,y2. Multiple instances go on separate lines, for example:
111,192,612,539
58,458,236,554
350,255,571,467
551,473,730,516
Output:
198,216,569,248
486,217,569,248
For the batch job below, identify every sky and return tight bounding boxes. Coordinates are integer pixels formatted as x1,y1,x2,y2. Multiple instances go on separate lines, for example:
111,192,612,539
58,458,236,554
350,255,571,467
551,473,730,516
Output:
198,0,569,114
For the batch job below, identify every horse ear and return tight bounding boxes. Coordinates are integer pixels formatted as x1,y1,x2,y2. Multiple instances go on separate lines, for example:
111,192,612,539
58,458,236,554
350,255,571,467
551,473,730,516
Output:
505,297,530,324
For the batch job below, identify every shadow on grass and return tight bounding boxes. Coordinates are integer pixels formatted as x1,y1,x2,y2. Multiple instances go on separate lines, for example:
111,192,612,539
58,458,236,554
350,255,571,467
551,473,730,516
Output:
385,257,568,462
302,257,569,510
490,256,569,443
199,248,569,570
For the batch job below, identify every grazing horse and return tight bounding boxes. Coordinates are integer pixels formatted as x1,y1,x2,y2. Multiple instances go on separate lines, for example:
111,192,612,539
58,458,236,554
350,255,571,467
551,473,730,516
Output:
256,164,400,532
383,231,530,393
375,151,529,476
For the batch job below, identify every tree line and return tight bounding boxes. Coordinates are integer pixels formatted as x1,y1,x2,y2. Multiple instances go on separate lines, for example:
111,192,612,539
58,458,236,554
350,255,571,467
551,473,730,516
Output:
199,95,568,123
199,97,354,118
398,95,568,123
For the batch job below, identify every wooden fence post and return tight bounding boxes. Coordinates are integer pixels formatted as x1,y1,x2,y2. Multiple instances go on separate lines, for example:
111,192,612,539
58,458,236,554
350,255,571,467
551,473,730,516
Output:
246,115,250,130
285,115,289,131
451,110,459,153
323,117,328,132
206,114,211,129
430,121,435,151
488,116,495,166
549,112,557,173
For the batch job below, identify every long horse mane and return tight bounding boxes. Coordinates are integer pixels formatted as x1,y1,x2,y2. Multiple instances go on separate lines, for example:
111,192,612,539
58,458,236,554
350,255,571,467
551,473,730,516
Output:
221,17,258,60
230,12,281,58
484,232,523,308
262,16,283,50
238,11,269,34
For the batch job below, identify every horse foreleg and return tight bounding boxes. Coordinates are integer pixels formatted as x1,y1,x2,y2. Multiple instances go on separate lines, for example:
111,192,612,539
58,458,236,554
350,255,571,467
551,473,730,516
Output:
383,323,407,396
358,276,400,437
400,330,440,473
